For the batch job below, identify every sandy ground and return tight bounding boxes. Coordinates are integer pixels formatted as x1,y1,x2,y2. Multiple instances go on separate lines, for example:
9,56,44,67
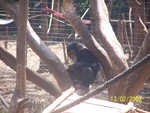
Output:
0,41,66,112
0,41,150,112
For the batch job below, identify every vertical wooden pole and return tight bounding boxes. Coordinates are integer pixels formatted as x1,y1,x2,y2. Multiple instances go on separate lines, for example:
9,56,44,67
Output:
40,0,48,40
16,0,28,112
117,19,124,46
5,14,8,49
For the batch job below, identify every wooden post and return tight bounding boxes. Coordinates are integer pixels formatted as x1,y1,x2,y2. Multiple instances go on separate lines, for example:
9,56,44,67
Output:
16,0,28,112
117,19,124,46
40,0,48,40
4,14,8,49
122,14,132,58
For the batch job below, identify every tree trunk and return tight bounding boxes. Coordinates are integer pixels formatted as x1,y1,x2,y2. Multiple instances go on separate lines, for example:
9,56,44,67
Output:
89,0,128,75
0,0,72,92
62,0,114,80
125,29,150,96
127,0,148,57
89,0,129,98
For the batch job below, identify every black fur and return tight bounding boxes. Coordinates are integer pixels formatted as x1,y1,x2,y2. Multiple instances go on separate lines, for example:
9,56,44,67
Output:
67,42,100,89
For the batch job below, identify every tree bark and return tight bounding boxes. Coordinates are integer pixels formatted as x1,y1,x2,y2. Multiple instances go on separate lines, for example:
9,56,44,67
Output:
10,1,28,112
89,0,128,75
127,0,148,57
105,0,112,17
0,46,62,97
0,0,73,91
125,29,150,96
88,0,129,98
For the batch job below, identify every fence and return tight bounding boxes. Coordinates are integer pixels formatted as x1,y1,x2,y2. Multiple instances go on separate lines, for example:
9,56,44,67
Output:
0,1,150,112
0,0,150,71
0,1,150,51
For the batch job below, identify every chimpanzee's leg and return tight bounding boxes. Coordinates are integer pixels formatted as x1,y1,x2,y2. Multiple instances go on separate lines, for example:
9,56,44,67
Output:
80,66,95,88
67,63,95,89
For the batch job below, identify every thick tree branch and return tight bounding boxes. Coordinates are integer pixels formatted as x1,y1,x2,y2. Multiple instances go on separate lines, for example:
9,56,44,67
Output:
89,0,128,74
0,46,62,97
42,87,75,113
62,0,114,80
0,0,72,91
88,0,129,97
0,94,9,109
127,0,148,56
134,29,150,62
125,29,150,96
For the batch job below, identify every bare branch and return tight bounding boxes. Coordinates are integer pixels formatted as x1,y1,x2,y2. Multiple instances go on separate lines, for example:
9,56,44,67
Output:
0,94,9,109
0,1,72,91
0,46,62,97
42,87,75,113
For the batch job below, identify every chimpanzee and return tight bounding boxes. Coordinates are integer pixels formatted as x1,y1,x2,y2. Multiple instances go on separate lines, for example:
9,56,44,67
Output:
67,42,100,95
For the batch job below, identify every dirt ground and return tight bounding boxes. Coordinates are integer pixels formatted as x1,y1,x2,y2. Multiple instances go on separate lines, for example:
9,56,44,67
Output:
0,41,150,113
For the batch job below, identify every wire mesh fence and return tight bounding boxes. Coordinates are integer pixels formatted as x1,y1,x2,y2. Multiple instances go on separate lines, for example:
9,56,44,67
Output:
0,0,150,112
0,1,149,50
0,0,150,57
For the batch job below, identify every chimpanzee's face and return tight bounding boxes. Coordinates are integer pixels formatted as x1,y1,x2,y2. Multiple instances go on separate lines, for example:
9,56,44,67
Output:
67,50,78,63
67,42,83,63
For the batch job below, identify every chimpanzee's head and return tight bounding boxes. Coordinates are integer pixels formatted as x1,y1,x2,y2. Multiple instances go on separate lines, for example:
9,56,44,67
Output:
67,42,84,63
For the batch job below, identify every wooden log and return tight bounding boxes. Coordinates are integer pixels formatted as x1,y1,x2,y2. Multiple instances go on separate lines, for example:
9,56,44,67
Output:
9,1,29,112
0,46,62,97
135,108,150,113
42,87,75,113
0,94,9,109
15,0,28,100
0,0,72,92
120,102,134,113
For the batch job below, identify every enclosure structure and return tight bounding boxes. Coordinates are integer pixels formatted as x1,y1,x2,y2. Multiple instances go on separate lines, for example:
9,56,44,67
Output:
0,0,150,113
0,0,150,55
